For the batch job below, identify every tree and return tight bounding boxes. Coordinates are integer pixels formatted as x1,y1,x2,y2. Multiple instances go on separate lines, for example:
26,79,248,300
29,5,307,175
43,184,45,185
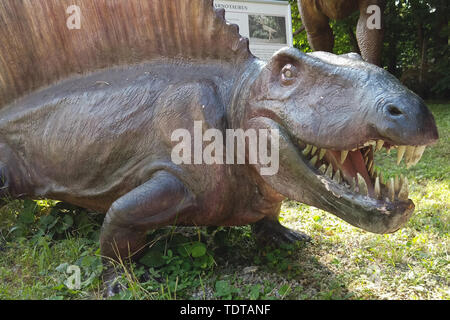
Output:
289,0,450,99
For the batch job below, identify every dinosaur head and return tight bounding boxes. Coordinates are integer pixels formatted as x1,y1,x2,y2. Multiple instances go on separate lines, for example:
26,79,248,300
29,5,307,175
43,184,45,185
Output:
246,47,438,234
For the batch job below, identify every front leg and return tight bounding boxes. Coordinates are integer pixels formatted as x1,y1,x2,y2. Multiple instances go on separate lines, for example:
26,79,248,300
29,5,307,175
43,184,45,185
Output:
252,217,311,247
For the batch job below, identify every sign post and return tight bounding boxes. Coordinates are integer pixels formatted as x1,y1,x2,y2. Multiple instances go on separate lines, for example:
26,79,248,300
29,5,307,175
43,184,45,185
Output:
214,0,293,61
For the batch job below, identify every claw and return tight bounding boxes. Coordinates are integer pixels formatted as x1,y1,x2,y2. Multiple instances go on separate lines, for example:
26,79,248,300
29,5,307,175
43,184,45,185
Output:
252,218,311,246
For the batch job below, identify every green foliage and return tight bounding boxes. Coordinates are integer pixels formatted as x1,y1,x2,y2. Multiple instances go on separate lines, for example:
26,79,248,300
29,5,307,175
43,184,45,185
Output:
106,228,218,299
1,200,102,242
0,102,448,300
289,0,312,52
214,280,240,299
52,249,104,298
290,0,449,99
379,0,449,98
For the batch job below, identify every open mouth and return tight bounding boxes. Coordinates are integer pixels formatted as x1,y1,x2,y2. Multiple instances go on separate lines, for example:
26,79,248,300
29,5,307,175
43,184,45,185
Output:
297,139,427,203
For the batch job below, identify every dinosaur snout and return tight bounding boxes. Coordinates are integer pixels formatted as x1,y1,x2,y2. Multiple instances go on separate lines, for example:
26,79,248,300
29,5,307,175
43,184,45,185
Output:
377,96,438,146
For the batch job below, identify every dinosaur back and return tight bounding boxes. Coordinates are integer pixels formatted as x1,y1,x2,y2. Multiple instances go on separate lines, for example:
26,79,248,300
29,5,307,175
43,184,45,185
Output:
0,0,254,108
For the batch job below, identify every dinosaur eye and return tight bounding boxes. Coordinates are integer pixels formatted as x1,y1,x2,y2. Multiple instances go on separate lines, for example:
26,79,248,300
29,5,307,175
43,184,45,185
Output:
281,64,296,84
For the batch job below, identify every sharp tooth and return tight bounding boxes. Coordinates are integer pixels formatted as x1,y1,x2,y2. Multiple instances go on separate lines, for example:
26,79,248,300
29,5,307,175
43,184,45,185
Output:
386,148,391,155
340,150,348,164
298,140,307,149
351,177,357,192
309,155,318,166
376,140,384,152
394,175,400,193
311,146,317,156
374,177,381,199
410,145,426,167
398,176,409,200
368,159,373,171
325,164,333,178
370,165,375,178
388,178,395,201
357,173,368,196
404,146,415,168
318,164,327,174
363,148,370,157
397,146,406,165
364,141,376,147
319,148,326,160
364,156,369,165
333,170,342,183
302,144,312,156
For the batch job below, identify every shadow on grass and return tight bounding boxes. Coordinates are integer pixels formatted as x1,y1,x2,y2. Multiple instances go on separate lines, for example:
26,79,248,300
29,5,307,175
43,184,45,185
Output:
208,226,355,300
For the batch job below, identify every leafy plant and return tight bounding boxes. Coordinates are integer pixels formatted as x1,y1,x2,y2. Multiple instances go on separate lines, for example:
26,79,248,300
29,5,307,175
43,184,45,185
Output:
5,200,102,241
125,228,217,299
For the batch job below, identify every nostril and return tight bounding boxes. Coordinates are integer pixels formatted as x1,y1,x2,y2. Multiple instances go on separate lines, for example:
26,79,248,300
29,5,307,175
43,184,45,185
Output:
387,105,404,116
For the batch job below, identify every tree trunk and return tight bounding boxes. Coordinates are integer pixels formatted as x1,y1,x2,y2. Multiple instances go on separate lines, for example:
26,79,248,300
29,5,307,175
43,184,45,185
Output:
347,24,361,54
417,22,427,97
386,37,397,75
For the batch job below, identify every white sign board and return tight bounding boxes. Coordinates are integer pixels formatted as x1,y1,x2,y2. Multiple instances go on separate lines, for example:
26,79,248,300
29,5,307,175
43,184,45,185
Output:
214,0,293,61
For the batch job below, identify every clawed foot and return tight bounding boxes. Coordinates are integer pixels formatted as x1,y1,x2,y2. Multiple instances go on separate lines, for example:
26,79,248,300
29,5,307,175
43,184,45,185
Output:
102,263,127,298
252,218,311,247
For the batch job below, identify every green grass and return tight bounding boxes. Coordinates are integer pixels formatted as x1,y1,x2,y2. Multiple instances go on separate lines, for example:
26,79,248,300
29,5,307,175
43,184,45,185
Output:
0,103,448,300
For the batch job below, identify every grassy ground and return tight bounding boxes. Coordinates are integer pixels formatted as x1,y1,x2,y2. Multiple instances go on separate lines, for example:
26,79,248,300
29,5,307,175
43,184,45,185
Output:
0,103,448,300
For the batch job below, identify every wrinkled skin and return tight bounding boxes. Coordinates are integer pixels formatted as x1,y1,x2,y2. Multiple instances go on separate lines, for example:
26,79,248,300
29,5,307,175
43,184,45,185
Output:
243,49,437,234
0,47,438,264
298,0,385,65
0,0,438,298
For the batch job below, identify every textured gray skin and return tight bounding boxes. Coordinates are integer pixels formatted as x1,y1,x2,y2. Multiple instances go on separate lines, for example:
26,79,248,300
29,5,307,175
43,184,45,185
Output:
0,1,438,270
0,47,438,262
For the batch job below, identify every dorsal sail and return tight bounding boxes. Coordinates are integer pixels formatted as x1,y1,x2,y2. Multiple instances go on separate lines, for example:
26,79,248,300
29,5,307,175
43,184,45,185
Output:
0,0,253,108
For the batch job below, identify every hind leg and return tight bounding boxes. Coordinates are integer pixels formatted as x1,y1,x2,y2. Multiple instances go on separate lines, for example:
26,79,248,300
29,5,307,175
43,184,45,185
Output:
99,170,196,296
299,0,334,52
100,170,195,260
0,164,10,207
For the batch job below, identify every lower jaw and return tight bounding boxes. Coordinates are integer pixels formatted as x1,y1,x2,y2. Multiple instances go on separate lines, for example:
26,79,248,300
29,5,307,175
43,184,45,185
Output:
311,179,415,234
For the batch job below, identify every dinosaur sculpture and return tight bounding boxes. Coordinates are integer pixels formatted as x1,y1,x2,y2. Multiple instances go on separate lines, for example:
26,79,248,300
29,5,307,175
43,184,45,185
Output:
256,16,278,41
0,0,438,286
298,0,385,65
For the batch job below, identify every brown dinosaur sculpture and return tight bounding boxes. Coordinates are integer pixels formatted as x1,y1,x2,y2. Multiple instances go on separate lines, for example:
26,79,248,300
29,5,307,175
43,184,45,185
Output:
0,0,438,294
298,0,385,65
